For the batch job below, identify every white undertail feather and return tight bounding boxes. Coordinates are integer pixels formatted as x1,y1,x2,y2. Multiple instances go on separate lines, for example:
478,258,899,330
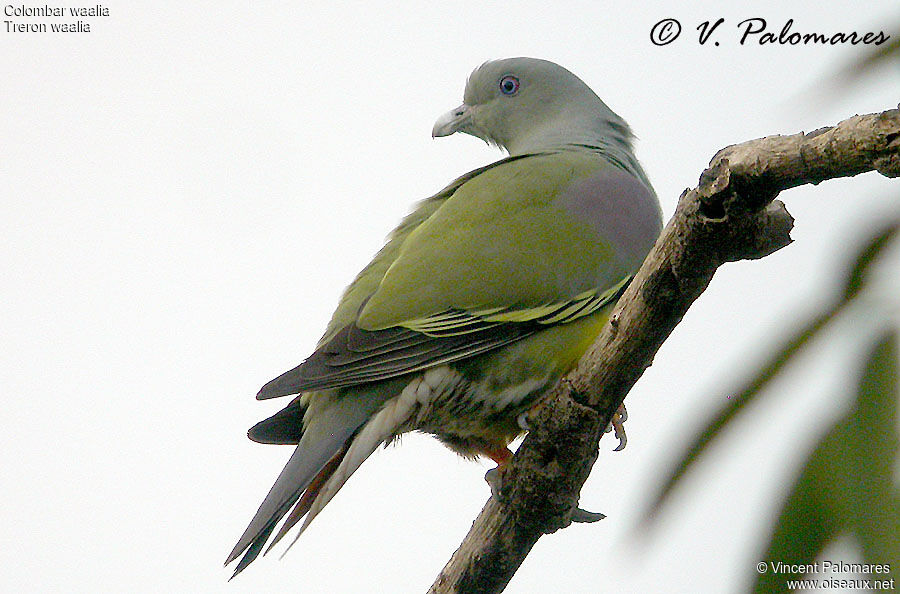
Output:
279,373,442,556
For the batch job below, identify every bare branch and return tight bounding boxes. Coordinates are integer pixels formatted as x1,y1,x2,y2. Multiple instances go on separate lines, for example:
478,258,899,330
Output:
428,106,900,594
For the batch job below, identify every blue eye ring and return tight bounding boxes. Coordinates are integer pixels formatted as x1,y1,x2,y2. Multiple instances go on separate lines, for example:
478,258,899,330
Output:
499,75,520,96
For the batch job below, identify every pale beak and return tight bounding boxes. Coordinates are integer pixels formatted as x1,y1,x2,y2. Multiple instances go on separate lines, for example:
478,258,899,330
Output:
432,103,472,138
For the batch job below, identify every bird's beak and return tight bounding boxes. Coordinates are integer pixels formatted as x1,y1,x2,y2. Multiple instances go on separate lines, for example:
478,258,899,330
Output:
432,103,472,138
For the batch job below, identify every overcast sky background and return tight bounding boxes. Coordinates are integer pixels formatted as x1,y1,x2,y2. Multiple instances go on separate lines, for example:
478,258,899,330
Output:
2,2,899,593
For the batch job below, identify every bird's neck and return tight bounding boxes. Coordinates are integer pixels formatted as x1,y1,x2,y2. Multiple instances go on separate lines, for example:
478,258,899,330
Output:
505,114,651,187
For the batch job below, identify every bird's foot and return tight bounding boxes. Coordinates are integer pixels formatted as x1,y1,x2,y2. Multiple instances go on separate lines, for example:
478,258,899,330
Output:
481,446,604,523
571,508,606,523
485,465,504,499
516,411,531,432
482,445,513,500
604,403,628,451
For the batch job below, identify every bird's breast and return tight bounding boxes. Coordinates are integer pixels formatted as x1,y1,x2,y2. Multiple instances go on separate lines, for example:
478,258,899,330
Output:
397,308,611,456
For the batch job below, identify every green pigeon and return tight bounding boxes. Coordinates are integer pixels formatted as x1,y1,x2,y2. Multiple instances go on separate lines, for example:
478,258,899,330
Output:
226,57,663,577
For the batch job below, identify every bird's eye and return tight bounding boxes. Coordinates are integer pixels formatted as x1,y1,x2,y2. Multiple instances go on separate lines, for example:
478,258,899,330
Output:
499,75,520,96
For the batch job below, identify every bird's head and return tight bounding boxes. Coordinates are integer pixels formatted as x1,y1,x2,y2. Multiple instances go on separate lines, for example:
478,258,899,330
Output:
432,57,633,157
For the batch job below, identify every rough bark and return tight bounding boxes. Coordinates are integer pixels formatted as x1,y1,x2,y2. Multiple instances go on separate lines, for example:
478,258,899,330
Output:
428,106,900,594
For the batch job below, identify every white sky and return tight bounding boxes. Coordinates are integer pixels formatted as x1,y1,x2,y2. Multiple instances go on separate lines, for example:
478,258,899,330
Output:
2,2,899,593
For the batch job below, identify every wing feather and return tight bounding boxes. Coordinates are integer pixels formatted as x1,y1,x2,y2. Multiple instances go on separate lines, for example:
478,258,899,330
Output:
257,277,629,399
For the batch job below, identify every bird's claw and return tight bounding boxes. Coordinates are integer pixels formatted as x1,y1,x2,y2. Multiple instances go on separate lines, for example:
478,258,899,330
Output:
516,411,531,432
487,466,605,523
485,466,506,501
604,404,628,451
571,507,606,523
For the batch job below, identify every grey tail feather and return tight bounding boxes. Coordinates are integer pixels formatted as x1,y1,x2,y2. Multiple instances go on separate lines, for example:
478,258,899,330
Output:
265,439,349,553
227,442,350,579
228,520,279,580
226,425,359,577
225,453,313,577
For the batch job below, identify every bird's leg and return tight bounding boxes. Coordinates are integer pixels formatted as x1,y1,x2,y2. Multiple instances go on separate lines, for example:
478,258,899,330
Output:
482,445,513,500
481,444,604,524
565,403,627,522
604,403,628,451
567,405,628,522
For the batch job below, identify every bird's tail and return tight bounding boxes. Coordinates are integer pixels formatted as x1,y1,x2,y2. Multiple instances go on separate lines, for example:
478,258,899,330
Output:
225,419,356,579
226,381,420,578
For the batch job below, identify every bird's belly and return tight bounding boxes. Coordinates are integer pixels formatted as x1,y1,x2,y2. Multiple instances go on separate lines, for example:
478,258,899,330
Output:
405,308,611,456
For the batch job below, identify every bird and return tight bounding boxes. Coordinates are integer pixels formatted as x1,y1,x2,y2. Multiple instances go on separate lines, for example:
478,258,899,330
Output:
226,57,663,578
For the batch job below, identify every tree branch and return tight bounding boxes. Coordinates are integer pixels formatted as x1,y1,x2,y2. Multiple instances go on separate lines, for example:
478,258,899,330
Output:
428,106,900,594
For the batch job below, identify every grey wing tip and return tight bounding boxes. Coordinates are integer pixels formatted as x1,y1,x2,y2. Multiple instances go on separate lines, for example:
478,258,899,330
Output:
256,384,283,400
256,366,305,400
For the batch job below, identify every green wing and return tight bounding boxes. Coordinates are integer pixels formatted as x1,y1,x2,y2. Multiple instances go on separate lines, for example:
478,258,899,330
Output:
315,153,532,347
258,151,637,399
358,151,625,328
